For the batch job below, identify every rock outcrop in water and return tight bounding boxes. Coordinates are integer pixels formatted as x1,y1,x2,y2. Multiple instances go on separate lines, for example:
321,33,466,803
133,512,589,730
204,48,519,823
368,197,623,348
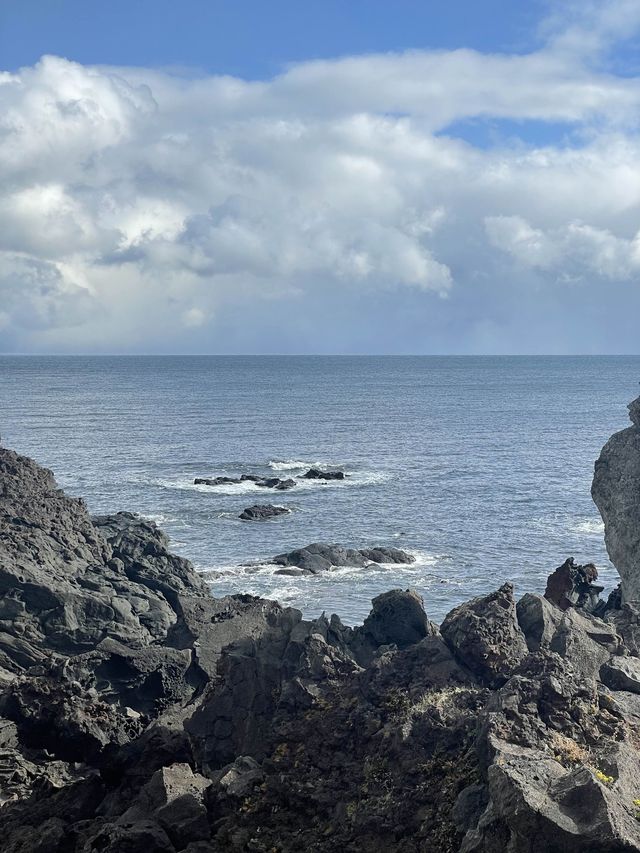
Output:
271,542,416,575
302,468,346,480
2,398,640,851
239,504,290,521
195,475,296,490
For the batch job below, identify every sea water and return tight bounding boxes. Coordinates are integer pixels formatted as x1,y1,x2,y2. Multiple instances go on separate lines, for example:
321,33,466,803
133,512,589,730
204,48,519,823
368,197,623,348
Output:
1,355,638,624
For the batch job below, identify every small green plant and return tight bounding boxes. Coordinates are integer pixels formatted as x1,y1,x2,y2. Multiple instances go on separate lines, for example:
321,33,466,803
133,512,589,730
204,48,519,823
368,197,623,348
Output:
594,769,614,786
633,798,640,821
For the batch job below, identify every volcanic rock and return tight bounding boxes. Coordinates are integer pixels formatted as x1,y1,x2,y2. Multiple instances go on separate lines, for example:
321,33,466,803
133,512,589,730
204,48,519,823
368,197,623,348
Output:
440,583,528,687
272,542,415,575
544,557,603,611
1,438,640,851
194,475,296,490
239,504,290,521
302,468,345,480
592,394,640,605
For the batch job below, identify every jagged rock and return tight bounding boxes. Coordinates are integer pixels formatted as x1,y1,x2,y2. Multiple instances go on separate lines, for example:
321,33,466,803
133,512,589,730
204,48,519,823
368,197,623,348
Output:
362,589,433,649
517,592,622,680
3,441,640,851
544,557,603,611
302,468,345,480
210,756,263,798
592,394,640,605
239,504,290,521
600,656,640,694
441,583,528,687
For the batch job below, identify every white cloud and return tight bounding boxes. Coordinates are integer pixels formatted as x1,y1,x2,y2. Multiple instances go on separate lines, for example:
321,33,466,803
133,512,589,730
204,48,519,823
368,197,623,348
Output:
2,1,640,352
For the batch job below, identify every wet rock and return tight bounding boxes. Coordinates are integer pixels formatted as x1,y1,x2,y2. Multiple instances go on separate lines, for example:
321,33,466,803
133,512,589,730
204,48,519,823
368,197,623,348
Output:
271,542,415,574
239,504,290,521
194,475,296,490
441,583,528,687
544,557,603,611
592,394,640,605
359,546,416,564
302,468,345,480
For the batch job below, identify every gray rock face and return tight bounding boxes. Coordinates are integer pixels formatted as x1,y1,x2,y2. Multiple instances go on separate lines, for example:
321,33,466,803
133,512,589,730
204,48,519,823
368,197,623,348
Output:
592,394,640,605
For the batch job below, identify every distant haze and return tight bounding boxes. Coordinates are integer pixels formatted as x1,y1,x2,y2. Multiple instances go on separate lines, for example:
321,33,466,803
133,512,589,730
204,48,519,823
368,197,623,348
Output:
1,1,640,354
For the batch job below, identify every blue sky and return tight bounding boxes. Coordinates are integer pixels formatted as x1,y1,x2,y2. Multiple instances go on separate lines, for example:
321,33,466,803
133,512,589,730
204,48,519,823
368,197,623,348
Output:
2,1,545,76
1,1,640,354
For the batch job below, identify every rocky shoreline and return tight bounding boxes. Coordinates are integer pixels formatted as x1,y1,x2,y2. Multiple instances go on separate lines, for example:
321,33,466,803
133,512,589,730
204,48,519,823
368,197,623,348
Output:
0,398,640,850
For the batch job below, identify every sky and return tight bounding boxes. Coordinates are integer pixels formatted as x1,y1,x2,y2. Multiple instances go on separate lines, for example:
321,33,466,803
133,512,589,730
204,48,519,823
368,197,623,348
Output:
1,0,640,354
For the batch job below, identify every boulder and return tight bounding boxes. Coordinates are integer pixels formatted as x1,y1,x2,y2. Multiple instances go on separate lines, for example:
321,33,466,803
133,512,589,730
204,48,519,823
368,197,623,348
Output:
600,656,640,694
362,589,432,649
441,583,528,687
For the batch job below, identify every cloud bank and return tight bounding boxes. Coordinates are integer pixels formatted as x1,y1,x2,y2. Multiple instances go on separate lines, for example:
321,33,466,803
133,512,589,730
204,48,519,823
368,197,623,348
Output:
2,1,640,353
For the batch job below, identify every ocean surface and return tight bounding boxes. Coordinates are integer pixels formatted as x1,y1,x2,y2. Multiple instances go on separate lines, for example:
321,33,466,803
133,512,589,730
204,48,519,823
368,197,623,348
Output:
1,355,638,624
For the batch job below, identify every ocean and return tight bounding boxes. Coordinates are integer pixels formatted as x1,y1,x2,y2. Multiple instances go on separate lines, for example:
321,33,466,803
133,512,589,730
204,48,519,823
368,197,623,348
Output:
1,355,637,624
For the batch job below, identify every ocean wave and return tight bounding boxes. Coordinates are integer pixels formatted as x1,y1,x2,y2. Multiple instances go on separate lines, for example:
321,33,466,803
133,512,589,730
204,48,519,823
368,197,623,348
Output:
153,476,266,496
572,519,605,535
267,459,318,471
140,512,181,526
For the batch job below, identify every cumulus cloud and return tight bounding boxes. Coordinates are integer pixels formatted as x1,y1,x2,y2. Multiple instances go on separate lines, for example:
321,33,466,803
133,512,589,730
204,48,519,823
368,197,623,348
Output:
2,1,640,353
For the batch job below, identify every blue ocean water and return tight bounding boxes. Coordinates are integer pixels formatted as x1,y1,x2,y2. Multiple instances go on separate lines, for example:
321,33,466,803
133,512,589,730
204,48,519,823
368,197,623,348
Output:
1,355,638,624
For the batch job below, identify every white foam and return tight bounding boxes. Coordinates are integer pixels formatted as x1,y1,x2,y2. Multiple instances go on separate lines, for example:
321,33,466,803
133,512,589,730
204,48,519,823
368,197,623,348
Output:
140,512,180,526
572,519,605,535
267,459,317,471
154,476,265,496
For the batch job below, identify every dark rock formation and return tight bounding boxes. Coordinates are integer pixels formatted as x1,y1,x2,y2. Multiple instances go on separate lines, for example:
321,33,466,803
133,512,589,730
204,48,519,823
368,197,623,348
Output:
302,468,346,480
593,393,640,605
195,475,296,490
440,583,528,688
272,542,416,575
361,589,434,649
544,557,603,611
1,434,640,851
239,504,290,521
